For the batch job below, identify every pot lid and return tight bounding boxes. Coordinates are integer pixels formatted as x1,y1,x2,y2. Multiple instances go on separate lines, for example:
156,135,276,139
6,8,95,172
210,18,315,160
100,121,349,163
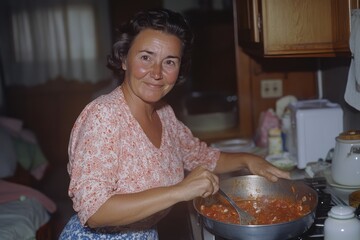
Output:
338,130,360,140
328,206,355,219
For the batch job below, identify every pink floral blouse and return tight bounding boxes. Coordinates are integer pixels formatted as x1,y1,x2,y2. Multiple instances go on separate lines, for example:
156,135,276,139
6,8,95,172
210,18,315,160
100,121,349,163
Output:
67,86,220,225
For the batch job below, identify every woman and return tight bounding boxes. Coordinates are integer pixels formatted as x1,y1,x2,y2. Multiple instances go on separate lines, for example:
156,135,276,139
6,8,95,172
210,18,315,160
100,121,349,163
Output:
60,8,289,239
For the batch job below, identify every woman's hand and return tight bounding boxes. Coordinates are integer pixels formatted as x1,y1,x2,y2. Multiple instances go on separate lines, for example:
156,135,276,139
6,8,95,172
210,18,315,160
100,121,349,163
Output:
174,166,219,201
245,154,290,182
214,152,290,182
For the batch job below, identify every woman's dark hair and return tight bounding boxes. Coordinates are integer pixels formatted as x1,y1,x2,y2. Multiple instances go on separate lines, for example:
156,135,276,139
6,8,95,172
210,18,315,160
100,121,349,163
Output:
107,8,194,84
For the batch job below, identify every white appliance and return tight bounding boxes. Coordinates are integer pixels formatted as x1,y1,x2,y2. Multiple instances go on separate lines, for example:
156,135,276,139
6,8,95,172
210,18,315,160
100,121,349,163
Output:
288,99,343,169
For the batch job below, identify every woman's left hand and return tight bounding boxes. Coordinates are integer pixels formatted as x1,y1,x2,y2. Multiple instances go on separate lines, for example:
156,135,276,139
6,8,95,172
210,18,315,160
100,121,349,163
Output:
245,154,290,182
214,152,290,182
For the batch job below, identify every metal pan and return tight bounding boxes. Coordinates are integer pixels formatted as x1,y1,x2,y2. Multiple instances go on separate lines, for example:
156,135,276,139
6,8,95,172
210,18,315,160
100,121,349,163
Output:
193,175,318,240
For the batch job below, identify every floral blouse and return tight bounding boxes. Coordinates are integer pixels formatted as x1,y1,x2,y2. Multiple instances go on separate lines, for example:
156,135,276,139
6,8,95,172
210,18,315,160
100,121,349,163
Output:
67,86,220,225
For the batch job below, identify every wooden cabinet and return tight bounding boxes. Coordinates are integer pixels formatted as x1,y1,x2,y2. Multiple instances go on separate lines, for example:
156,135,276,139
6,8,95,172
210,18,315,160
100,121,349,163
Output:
235,0,359,57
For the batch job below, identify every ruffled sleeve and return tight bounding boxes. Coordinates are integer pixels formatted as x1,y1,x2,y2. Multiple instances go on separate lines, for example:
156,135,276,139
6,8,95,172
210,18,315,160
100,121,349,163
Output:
67,99,122,225
160,105,220,172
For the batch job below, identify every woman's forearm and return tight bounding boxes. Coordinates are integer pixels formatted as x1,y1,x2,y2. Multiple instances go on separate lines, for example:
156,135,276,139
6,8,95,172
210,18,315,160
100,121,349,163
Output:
87,185,182,228
213,152,249,174
86,166,219,228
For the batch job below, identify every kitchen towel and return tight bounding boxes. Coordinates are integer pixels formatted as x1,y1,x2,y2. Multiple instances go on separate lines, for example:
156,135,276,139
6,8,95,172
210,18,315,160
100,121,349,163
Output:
345,9,360,111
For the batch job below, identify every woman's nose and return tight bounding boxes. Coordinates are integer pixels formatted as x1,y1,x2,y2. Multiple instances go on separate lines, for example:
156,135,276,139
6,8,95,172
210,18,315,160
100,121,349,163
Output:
150,63,163,80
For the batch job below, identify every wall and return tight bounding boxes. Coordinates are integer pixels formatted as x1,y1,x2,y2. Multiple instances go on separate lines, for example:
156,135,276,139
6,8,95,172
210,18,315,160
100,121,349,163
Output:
234,45,318,138
234,51,360,139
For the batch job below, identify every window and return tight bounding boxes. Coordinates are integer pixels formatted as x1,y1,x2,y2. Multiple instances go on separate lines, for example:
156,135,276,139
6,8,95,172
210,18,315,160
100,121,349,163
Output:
0,0,111,86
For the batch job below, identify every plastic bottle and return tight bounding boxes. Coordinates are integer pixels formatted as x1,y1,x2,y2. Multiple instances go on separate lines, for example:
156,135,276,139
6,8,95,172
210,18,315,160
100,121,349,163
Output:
324,206,360,240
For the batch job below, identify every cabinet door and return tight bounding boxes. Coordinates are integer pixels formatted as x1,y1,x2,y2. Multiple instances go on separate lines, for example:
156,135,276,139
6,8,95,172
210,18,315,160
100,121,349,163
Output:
236,0,260,45
261,0,334,56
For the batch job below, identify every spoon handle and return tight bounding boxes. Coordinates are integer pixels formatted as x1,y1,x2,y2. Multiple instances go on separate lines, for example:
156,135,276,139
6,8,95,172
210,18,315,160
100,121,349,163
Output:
218,188,254,225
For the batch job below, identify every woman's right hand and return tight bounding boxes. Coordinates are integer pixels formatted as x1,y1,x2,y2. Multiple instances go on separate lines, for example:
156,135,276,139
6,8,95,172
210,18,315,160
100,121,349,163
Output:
175,166,219,201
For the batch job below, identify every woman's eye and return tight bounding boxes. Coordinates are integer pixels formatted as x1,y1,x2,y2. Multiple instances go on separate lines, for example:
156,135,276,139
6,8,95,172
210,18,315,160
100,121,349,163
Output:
140,55,151,61
164,59,177,66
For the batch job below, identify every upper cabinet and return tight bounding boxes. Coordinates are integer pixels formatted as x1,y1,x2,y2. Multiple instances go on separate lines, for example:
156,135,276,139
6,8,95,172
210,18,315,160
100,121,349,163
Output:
235,0,359,57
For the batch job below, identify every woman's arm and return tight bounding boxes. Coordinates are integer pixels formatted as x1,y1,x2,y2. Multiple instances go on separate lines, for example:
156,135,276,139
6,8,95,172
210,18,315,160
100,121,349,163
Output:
87,166,219,228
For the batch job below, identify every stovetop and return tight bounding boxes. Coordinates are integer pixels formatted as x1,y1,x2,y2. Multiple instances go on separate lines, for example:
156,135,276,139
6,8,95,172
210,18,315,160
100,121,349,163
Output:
191,177,353,240
296,178,348,240
294,189,340,240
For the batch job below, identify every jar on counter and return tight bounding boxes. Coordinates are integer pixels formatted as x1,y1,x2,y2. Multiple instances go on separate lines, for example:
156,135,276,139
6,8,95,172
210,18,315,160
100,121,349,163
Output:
268,128,283,156
324,206,360,240
331,130,360,186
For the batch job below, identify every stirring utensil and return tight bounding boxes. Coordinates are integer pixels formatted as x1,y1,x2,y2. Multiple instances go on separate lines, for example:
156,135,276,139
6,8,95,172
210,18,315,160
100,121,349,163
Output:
218,188,255,225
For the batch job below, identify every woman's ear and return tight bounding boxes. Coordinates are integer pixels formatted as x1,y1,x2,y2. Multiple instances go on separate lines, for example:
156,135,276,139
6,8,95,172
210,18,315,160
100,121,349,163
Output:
122,59,127,71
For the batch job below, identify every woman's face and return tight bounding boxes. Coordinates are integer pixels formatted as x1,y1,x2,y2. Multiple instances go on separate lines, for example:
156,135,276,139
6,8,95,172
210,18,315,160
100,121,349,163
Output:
122,29,182,104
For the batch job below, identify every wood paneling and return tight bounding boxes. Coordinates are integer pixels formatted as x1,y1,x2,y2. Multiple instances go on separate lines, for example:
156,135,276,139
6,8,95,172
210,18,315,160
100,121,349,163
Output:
5,78,112,166
234,49,318,138
249,57,318,129
235,46,254,138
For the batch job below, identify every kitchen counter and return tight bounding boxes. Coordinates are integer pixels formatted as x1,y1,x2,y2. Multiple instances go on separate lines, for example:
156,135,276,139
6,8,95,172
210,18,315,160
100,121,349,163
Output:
192,126,244,145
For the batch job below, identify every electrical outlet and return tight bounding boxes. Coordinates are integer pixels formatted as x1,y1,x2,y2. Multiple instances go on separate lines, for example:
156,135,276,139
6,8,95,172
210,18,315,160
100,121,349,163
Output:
261,79,283,98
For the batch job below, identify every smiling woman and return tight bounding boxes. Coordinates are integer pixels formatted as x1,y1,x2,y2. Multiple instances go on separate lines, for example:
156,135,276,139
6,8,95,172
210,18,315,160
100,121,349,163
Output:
59,8,289,240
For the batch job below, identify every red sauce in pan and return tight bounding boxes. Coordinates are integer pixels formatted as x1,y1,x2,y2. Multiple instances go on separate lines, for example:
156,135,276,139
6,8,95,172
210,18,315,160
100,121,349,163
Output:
200,195,311,225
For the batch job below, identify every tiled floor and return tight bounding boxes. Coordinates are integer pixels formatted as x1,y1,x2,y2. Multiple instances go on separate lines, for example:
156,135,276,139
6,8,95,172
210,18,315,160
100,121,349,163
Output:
41,165,193,239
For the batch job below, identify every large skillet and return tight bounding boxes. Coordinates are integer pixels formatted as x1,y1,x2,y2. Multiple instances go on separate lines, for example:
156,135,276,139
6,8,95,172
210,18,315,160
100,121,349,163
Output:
193,175,318,240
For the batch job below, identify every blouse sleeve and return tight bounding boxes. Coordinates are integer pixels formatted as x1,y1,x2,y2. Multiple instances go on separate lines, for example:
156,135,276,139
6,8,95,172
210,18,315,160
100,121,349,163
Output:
67,101,121,225
162,105,220,171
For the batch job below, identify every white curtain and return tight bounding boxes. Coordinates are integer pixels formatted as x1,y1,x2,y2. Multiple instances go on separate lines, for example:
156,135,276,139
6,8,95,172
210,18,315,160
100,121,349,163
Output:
0,0,112,86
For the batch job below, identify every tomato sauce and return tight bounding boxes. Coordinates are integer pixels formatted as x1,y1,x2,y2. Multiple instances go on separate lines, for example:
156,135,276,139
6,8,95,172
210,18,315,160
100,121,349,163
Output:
200,195,311,225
